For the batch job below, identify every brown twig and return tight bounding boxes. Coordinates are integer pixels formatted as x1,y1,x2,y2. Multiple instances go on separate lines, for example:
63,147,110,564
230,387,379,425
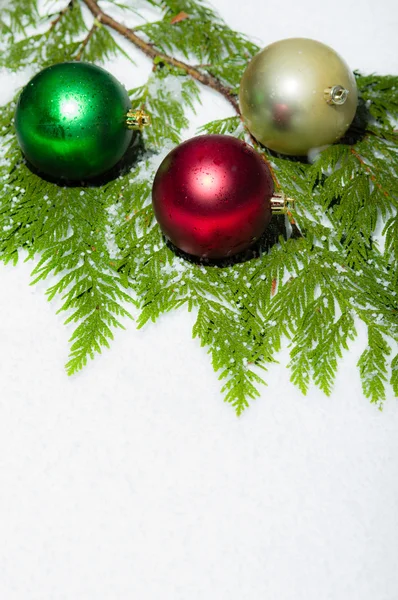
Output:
75,18,101,61
80,0,240,114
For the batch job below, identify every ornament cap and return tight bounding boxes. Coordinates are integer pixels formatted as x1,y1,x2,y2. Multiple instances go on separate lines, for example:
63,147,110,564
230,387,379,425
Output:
270,193,295,214
126,108,151,129
324,85,349,106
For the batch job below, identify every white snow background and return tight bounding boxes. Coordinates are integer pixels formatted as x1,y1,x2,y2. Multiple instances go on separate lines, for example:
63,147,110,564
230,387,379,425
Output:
0,0,398,598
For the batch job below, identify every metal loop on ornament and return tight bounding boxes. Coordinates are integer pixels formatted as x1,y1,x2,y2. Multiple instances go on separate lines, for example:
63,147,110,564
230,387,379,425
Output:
126,108,151,130
324,85,349,106
270,193,295,215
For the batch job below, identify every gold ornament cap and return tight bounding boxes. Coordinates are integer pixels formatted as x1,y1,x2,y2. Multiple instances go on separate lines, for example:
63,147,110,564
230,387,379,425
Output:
270,193,295,214
126,108,151,130
324,85,350,105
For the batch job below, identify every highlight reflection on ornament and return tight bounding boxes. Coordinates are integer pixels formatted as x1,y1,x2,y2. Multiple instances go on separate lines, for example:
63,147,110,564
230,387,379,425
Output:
60,98,80,118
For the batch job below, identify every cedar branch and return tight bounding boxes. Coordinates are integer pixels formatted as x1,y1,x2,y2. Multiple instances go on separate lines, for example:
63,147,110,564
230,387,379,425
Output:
80,0,240,114
79,0,280,185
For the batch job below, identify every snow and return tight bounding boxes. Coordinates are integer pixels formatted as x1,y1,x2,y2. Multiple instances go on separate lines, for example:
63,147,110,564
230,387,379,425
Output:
1,0,398,599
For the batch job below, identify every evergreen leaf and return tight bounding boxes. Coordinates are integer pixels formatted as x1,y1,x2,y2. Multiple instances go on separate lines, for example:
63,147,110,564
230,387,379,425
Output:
129,69,200,149
358,325,391,407
391,353,398,396
197,116,243,137
355,73,398,130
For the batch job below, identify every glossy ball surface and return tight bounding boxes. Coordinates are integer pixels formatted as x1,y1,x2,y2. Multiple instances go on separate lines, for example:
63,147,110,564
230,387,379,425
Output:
152,135,274,259
239,38,358,156
15,62,133,180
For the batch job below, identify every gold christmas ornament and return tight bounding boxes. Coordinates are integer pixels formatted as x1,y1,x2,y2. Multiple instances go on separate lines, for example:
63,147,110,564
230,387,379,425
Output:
239,38,358,156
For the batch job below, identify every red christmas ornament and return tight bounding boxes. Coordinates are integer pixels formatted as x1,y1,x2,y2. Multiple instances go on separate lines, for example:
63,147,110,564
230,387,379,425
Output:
152,135,274,258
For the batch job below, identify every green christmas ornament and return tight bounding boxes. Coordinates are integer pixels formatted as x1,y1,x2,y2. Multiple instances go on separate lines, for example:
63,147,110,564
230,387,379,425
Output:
15,62,149,180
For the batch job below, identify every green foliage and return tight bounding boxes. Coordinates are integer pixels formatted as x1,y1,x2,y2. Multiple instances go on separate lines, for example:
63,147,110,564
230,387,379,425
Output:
0,0,39,35
391,353,398,396
147,0,225,20
355,73,398,132
136,18,258,67
358,325,391,407
384,214,398,282
1,0,397,412
198,115,244,138
0,0,128,70
129,66,200,148
0,130,136,373
136,0,258,92
77,23,135,65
